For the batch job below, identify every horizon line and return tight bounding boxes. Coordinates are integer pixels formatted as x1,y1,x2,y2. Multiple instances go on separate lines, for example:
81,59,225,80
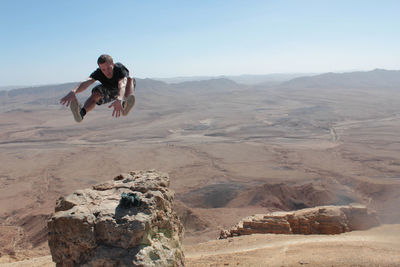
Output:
1,68,398,89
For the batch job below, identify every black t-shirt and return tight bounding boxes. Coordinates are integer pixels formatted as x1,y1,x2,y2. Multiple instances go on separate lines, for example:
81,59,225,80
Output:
90,63,129,90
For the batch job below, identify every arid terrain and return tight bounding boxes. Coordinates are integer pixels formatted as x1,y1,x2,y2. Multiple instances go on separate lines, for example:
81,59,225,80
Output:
1,69,400,266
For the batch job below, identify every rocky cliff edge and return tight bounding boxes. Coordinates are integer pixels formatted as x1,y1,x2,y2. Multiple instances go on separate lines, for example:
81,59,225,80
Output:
48,170,184,267
220,204,379,239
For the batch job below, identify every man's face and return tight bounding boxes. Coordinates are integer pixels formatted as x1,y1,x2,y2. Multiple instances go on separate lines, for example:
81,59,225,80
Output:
99,62,114,79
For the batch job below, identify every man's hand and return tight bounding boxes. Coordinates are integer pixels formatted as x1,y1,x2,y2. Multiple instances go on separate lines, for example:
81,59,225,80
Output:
60,79,95,107
109,99,123,118
60,91,77,107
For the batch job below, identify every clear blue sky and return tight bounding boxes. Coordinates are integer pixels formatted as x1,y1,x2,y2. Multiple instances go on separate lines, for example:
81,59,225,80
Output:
0,0,399,86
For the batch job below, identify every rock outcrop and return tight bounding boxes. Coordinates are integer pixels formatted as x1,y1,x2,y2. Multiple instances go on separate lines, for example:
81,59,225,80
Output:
48,170,184,267
220,204,379,239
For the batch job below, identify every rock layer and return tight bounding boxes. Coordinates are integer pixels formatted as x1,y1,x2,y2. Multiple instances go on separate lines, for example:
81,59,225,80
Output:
48,170,184,267
220,204,379,239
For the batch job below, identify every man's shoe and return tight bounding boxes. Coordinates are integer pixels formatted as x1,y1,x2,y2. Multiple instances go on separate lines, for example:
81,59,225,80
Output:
122,95,135,116
70,100,83,123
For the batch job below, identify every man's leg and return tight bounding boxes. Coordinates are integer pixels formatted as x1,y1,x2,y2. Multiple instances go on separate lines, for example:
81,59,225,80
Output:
83,90,102,114
70,100,83,123
70,89,102,123
122,77,136,116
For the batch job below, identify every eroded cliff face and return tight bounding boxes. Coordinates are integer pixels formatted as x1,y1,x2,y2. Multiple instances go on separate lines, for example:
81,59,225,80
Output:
48,170,184,267
220,204,379,239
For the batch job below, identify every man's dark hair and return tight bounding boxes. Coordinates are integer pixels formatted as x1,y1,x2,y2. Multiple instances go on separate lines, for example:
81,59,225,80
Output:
97,54,114,65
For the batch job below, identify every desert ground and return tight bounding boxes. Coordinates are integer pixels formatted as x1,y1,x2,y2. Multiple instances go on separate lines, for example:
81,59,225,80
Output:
0,71,400,265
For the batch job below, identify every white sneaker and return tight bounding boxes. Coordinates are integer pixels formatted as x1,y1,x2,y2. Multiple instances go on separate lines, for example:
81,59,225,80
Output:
70,100,83,123
122,95,135,116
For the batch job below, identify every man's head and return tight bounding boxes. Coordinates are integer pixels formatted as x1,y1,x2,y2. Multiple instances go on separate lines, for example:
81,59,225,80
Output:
97,54,114,79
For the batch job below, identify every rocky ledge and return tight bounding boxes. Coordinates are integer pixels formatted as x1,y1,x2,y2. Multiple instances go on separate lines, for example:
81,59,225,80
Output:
220,204,379,239
48,170,184,267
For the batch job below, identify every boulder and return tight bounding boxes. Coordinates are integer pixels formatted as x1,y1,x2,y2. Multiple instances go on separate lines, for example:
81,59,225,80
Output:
220,204,379,239
48,170,184,267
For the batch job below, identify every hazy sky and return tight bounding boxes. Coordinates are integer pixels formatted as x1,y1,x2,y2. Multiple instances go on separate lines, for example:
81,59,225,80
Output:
1,0,399,86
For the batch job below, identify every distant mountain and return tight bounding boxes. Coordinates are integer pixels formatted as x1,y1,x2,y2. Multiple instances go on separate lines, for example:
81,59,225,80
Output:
171,78,241,93
282,69,400,89
154,73,315,85
0,82,80,106
152,76,216,84
0,78,242,108
225,73,317,85
3,82,79,97
0,85,26,91
3,69,398,104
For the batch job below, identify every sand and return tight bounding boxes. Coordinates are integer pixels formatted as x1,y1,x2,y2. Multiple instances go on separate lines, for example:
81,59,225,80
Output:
1,78,400,265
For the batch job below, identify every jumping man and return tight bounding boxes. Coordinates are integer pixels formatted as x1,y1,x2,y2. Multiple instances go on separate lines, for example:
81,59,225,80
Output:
60,54,136,122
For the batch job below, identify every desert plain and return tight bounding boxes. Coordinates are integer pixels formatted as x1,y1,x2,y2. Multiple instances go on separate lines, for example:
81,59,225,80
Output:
0,70,400,266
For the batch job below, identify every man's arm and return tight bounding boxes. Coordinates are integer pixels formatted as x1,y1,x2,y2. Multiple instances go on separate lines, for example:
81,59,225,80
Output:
73,78,96,94
60,78,95,107
116,77,127,100
108,77,127,117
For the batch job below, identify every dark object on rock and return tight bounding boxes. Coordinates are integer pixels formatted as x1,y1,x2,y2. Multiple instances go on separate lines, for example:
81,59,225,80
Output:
120,192,141,208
